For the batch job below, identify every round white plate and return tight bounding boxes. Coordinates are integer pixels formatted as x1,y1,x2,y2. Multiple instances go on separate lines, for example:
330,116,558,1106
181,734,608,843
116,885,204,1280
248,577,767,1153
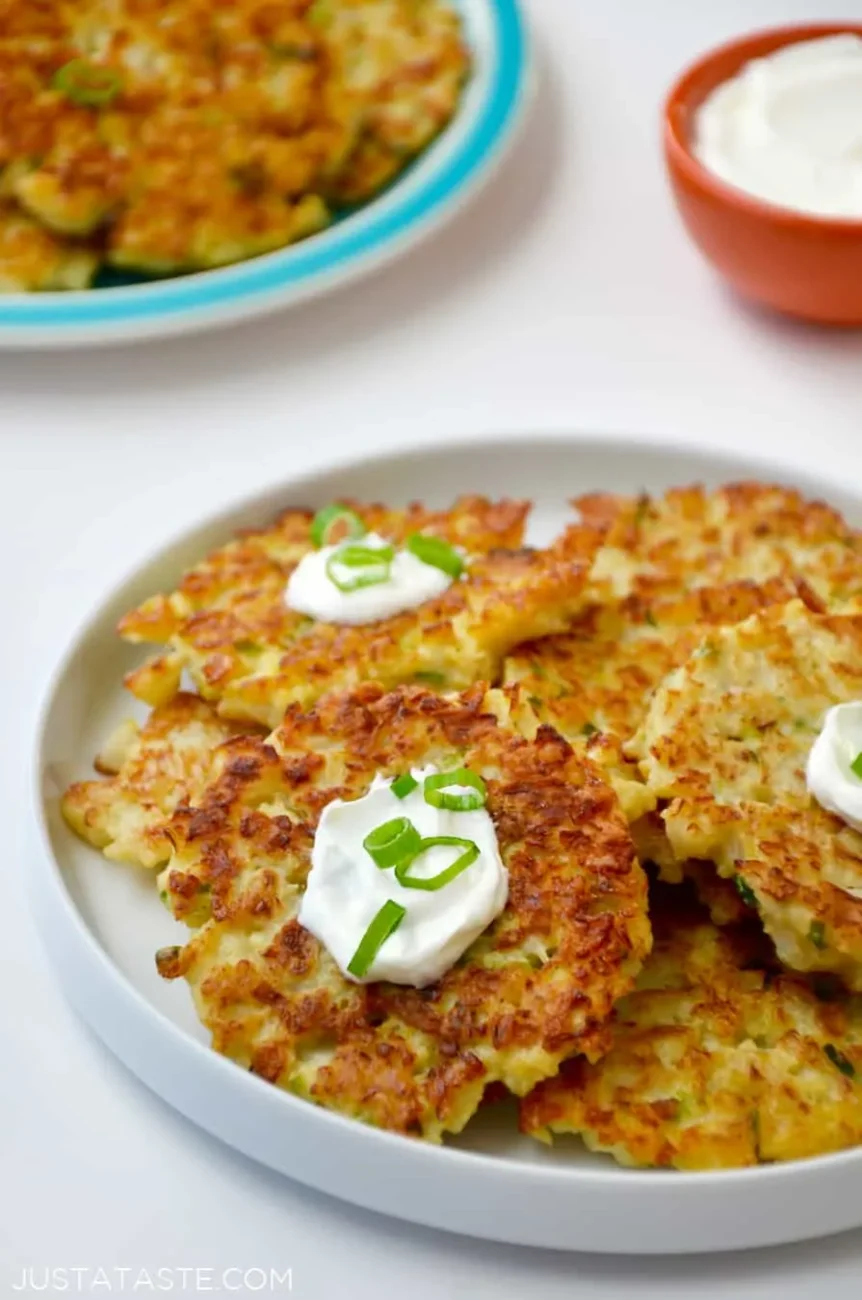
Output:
0,0,529,349
31,434,862,1254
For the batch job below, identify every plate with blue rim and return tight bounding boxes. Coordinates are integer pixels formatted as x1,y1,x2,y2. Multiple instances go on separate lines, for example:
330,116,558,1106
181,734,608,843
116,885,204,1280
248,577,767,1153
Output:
0,0,530,349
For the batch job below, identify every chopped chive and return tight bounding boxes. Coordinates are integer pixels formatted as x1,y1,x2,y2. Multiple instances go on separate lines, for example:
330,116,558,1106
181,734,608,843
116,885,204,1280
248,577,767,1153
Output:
581,722,599,738
634,495,650,525
159,889,169,906
851,752,862,780
809,921,827,950
528,695,544,712
824,1044,856,1078
406,534,464,578
414,671,446,685
734,875,758,909
391,773,418,800
395,837,480,891
347,900,406,978
53,58,123,107
644,611,658,628
362,817,422,870
310,505,367,548
423,767,487,812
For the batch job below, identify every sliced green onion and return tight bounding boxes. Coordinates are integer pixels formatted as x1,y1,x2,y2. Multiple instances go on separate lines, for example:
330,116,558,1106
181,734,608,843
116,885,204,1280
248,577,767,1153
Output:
347,900,406,978
809,921,827,950
310,504,367,548
53,59,123,107
851,751,862,779
395,836,480,891
391,773,418,800
406,534,464,578
424,767,487,811
325,548,391,593
824,1043,856,1079
362,817,421,870
336,542,395,566
734,875,757,909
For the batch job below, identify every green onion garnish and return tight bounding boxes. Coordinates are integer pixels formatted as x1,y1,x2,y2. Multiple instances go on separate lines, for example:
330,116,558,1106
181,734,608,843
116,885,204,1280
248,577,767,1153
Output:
809,921,827,950
406,534,464,578
325,544,393,593
362,817,421,870
851,751,862,780
347,900,406,978
824,1043,856,1079
53,59,123,107
734,875,757,909
333,543,394,567
395,836,480,891
391,773,418,800
310,504,367,548
424,767,487,811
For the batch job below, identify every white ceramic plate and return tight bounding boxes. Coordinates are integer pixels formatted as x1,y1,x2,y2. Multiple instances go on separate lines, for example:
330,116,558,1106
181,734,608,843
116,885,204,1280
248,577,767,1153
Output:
31,435,862,1254
0,1,529,349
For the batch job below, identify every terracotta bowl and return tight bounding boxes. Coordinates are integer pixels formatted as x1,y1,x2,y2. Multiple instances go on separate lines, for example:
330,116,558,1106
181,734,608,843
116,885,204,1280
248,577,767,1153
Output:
664,23,862,326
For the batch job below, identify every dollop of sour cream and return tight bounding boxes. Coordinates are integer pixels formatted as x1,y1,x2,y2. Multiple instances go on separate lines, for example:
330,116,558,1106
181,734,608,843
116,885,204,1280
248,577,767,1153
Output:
807,703,862,831
298,767,508,987
285,532,456,626
694,35,862,218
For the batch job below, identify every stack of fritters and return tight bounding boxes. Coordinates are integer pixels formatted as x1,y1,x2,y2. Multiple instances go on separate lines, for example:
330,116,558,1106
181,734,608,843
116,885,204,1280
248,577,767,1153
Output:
62,482,862,1166
0,0,469,289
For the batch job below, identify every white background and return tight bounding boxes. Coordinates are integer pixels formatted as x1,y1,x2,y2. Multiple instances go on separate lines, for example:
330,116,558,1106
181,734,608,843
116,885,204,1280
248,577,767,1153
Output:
6,0,862,1294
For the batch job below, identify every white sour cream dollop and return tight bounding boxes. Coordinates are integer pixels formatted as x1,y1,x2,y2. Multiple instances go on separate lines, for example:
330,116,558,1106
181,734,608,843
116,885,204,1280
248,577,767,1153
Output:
807,703,862,831
298,767,508,987
285,532,455,626
694,35,862,218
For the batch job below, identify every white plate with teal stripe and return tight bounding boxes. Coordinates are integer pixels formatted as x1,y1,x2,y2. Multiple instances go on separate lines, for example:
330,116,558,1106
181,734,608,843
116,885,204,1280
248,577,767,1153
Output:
0,0,530,349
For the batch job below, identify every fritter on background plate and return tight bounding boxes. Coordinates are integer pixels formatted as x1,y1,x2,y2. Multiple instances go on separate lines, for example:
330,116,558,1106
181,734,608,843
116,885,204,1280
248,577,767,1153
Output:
156,683,651,1140
0,0,469,286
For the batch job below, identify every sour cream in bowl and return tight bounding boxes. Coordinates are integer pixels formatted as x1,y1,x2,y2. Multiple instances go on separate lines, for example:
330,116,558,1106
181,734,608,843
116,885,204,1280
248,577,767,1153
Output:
663,24,862,325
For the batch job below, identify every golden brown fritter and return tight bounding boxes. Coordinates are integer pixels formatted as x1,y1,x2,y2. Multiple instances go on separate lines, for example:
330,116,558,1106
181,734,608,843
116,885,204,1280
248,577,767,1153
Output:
61,693,255,869
631,600,862,989
576,482,862,608
119,497,603,729
156,682,651,1140
0,0,468,283
505,577,802,821
0,200,97,290
320,0,469,204
520,889,862,1170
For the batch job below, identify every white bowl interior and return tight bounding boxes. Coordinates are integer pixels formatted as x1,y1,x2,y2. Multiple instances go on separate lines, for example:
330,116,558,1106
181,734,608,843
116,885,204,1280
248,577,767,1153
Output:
34,435,862,1253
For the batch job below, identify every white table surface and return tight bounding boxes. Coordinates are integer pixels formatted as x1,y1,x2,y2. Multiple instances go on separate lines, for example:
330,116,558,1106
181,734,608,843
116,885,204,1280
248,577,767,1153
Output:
7,0,862,1294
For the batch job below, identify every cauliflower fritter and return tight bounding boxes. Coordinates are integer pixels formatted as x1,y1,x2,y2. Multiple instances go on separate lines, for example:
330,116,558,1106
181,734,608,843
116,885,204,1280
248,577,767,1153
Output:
576,482,862,608
0,0,469,285
0,201,97,290
505,577,800,821
119,497,603,729
156,683,651,1140
62,693,255,869
319,0,469,203
521,888,862,1169
631,601,862,989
